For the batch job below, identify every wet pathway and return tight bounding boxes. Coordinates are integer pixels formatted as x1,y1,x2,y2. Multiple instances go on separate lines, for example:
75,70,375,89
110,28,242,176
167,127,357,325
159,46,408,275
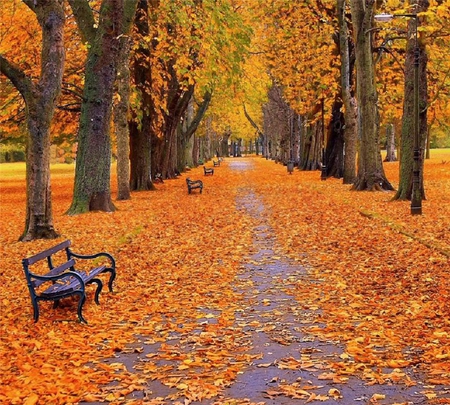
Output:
84,159,447,404
202,160,437,404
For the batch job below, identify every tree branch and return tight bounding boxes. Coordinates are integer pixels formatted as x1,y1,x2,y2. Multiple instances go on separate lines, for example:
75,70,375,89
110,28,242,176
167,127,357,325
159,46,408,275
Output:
0,55,34,99
243,103,264,138
67,0,97,43
182,91,212,141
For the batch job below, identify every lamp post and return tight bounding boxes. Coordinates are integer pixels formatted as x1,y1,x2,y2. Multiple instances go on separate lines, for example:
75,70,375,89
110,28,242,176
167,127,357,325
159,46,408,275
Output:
374,13,422,215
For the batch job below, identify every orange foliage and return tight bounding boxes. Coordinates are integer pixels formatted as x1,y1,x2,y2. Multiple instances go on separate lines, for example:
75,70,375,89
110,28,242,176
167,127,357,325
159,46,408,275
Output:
0,153,449,403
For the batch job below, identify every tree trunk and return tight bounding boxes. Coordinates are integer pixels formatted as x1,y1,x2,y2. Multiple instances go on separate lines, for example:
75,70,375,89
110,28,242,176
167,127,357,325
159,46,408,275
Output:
325,99,345,178
68,0,137,214
393,0,428,201
130,119,154,190
193,134,200,165
177,92,212,172
337,0,358,184
384,123,397,162
1,0,65,241
157,75,194,179
114,36,132,200
130,0,155,190
302,123,321,171
69,4,119,213
220,132,230,157
350,0,394,191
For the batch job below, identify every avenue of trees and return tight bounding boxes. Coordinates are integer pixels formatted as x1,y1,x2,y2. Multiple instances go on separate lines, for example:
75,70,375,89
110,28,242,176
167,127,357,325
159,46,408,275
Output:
1,0,449,240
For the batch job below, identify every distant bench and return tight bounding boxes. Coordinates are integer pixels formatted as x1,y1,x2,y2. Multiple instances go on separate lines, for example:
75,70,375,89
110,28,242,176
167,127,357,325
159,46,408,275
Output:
22,240,116,323
153,173,164,183
186,177,203,194
204,166,214,176
213,160,220,167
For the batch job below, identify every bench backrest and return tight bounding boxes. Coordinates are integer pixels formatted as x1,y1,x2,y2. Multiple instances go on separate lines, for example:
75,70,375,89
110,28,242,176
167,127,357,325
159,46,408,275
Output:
22,240,74,289
23,240,71,266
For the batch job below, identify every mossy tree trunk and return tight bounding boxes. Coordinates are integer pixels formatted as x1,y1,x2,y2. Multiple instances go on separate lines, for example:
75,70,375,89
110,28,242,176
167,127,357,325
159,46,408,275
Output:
0,0,65,241
67,0,137,214
393,0,428,201
114,36,132,200
350,0,394,191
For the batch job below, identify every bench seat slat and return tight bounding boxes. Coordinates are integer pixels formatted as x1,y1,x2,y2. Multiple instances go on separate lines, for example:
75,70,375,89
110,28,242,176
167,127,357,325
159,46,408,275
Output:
32,259,76,288
40,265,106,297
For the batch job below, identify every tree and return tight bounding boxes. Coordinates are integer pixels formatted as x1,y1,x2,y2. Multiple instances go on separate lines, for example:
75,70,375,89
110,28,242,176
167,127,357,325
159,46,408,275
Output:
129,0,251,183
350,0,394,191
67,0,138,214
129,0,156,191
337,0,358,184
114,35,133,200
0,0,65,241
394,0,429,201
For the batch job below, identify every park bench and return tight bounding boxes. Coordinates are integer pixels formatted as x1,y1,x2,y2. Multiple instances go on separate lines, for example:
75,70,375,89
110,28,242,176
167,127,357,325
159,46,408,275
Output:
203,166,214,176
213,160,220,167
186,177,203,194
22,240,116,323
153,173,164,183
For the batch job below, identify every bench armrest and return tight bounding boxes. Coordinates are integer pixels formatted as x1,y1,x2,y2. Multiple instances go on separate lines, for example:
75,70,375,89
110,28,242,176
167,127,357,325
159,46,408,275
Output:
68,250,116,269
30,270,85,289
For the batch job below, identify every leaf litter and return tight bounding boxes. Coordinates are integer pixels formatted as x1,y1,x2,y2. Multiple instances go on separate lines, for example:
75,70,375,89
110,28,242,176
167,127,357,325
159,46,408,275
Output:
0,155,449,404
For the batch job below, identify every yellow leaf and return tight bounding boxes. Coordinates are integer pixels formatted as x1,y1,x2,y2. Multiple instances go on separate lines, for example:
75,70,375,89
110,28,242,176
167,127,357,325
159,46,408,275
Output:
24,394,39,405
328,388,342,398
105,393,116,402
371,394,386,400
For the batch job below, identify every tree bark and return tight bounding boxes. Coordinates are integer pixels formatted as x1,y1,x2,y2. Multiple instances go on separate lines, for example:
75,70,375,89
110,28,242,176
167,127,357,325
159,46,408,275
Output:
1,0,65,241
130,0,155,190
114,36,132,200
67,0,137,214
384,123,397,162
337,0,358,184
350,0,394,191
325,99,345,178
177,92,212,173
393,0,428,201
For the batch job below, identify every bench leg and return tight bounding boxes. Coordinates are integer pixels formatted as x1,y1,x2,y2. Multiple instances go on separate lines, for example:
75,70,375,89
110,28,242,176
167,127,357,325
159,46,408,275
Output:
87,278,103,304
32,297,40,323
104,268,116,292
76,292,88,324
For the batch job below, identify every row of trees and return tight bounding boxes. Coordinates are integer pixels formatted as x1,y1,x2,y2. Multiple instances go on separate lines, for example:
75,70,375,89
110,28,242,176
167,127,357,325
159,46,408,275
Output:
1,0,449,241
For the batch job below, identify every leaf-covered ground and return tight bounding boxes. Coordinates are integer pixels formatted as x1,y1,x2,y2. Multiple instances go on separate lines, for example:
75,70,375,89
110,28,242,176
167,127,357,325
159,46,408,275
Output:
0,152,449,404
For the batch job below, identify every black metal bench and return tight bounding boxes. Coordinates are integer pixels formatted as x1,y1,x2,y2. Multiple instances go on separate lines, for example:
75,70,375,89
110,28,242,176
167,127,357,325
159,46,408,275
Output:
203,166,214,176
22,240,116,323
186,177,203,194
213,160,220,167
153,173,164,183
